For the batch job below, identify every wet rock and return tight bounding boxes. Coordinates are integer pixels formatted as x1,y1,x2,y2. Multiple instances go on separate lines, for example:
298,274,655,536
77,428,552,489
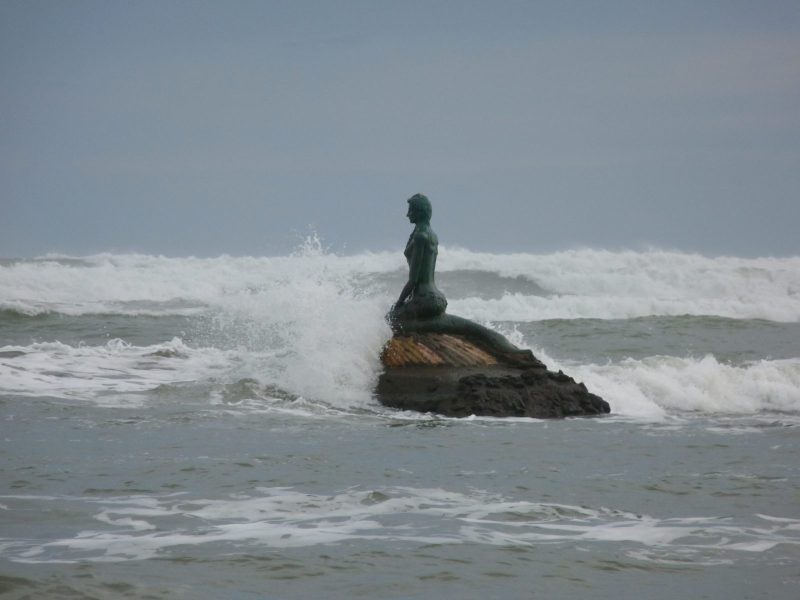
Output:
376,333,609,419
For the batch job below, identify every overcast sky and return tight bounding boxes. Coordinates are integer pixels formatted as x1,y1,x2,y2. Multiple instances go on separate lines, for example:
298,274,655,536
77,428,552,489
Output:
2,0,798,257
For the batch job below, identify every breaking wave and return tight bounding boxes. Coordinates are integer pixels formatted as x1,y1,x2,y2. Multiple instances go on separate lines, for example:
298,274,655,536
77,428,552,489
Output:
564,354,800,421
2,337,799,420
1,247,798,321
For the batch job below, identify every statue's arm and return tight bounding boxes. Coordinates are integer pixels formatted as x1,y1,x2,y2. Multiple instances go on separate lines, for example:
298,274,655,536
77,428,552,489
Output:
395,233,426,306
395,281,413,307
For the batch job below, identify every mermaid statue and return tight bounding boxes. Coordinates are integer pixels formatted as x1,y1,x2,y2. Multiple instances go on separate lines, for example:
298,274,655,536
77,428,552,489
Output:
388,194,532,359
390,193,448,321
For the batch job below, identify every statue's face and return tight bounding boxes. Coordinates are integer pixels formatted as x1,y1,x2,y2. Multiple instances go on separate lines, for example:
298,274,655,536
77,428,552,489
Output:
407,201,429,223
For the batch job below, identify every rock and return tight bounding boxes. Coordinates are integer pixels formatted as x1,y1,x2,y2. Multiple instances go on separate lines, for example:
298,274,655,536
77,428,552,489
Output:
376,332,609,418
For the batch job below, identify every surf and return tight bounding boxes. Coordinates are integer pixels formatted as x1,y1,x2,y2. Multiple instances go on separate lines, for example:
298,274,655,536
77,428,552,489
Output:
2,247,798,321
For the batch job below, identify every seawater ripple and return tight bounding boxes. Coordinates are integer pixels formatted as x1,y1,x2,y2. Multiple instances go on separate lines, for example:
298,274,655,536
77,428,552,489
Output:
1,488,797,565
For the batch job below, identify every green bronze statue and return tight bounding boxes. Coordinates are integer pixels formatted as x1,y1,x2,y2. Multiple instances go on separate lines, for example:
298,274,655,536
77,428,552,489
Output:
391,193,448,320
389,194,532,359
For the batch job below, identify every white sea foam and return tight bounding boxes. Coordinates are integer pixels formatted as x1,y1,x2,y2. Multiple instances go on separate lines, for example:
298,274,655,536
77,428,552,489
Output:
0,239,393,408
1,246,798,321
544,352,800,421
0,247,392,408
1,337,798,418
443,247,800,322
2,487,797,564
449,291,800,322
0,336,387,410
202,241,392,407
0,338,236,406
0,241,398,317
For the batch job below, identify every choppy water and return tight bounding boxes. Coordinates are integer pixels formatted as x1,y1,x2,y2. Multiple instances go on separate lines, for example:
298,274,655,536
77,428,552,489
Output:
1,243,799,599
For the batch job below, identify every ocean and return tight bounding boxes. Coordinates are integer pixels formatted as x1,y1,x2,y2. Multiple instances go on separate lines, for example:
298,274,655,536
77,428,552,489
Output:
1,241,799,599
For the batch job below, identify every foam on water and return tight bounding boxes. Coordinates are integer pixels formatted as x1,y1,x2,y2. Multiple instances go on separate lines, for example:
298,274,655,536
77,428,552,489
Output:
0,239,393,409
0,336,388,411
2,246,799,321
0,240,398,317
0,338,236,406
449,292,800,322
2,335,798,419
532,346,800,421
435,248,800,322
2,487,797,564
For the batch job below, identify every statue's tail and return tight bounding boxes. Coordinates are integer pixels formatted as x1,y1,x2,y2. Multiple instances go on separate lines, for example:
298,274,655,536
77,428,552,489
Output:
389,312,544,369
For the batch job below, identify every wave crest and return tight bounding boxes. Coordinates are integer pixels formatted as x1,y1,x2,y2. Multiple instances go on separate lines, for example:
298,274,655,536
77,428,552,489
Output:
2,248,798,321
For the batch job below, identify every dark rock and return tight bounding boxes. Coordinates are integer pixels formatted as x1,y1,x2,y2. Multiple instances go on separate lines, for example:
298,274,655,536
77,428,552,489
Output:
376,333,610,419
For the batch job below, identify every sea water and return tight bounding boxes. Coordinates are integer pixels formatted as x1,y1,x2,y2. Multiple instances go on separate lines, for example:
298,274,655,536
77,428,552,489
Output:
1,241,799,599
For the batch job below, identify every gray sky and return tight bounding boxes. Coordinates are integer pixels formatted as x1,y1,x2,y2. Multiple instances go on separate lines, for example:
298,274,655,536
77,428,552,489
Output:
2,0,798,257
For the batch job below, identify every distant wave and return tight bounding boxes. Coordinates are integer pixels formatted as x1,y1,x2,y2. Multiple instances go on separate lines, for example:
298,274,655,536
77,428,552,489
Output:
449,292,800,322
442,247,800,322
2,247,799,321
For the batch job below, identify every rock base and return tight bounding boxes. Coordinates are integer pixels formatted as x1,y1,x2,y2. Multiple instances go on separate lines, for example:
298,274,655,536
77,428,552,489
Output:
376,333,609,418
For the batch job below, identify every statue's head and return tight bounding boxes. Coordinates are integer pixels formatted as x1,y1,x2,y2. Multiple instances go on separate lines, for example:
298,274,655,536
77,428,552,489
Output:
407,193,432,223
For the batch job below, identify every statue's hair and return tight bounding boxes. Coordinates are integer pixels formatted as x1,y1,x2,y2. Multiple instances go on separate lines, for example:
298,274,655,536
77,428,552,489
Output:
407,193,432,221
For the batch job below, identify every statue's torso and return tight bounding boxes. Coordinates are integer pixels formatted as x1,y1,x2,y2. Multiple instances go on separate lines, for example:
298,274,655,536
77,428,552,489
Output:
405,227,445,302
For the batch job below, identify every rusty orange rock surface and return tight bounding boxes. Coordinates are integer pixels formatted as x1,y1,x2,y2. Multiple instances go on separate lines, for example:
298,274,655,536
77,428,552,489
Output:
381,333,498,368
